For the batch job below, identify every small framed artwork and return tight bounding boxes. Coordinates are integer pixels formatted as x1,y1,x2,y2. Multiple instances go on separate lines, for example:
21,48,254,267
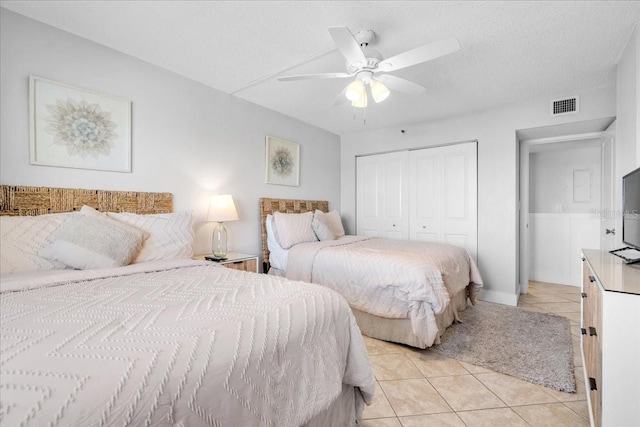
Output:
29,76,132,172
265,135,300,186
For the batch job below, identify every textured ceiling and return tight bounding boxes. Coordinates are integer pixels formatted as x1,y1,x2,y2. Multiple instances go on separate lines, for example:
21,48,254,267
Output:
2,1,639,135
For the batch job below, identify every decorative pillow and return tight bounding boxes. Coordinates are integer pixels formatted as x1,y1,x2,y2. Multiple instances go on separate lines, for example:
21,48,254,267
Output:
314,210,346,237
40,206,148,269
106,210,194,262
312,216,337,241
0,212,73,276
272,211,317,249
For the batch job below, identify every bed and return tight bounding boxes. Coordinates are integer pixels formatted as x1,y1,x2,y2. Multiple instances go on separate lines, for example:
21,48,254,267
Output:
259,197,483,349
0,185,374,427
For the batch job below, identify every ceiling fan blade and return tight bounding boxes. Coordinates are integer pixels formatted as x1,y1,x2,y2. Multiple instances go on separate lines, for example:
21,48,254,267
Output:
278,72,352,82
375,74,426,94
378,38,460,72
328,27,367,67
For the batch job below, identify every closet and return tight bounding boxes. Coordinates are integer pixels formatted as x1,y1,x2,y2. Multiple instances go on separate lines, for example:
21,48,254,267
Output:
356,141,477,261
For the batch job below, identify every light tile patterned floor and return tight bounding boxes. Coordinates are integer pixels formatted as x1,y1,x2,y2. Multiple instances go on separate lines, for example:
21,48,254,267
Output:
362,281,589,427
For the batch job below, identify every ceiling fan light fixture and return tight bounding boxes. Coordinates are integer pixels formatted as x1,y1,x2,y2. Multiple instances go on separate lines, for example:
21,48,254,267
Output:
345,79,365,102
370,80,390,103
351,91,368,108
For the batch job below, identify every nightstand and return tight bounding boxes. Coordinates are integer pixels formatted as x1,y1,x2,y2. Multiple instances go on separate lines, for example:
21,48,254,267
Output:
194,252,259,273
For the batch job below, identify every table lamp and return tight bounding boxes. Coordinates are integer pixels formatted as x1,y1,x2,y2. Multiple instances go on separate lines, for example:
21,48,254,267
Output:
207,194,239,259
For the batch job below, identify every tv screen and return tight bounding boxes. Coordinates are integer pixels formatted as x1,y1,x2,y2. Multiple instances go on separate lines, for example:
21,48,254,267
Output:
623,166,640,249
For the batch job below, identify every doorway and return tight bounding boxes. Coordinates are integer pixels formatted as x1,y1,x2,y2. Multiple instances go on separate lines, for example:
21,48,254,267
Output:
518,119,615,294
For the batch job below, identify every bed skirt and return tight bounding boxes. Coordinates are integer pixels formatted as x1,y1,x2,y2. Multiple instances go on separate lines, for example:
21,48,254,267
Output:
350,288,469,349
303,383,365,426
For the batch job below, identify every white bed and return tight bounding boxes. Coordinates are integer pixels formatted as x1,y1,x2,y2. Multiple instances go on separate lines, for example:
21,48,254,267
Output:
0,186,375,427
259,198,483,349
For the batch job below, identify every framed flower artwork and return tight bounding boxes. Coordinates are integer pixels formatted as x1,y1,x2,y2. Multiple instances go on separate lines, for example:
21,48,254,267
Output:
29,76,132,172
265,135,300,186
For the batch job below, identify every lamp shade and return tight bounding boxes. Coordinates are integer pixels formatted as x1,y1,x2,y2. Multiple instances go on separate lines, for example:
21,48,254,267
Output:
351,90,368,108
370,80,390,103
207,195,239,222
345,79,365,103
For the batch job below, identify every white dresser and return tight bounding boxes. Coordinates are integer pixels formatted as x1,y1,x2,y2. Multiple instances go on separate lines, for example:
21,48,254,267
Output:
581,250,640,427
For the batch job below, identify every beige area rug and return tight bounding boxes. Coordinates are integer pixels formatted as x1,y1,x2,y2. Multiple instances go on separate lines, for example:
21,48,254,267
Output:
431,300,576,392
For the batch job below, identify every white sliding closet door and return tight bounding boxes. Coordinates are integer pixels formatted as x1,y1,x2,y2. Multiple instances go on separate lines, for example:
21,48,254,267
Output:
409,142,477,261
356,151,409,239
356,142,477,260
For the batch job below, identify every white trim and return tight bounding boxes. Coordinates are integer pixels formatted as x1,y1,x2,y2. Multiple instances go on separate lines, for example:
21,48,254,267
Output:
479,289,519,307
354,139,478,159
522,131,604,146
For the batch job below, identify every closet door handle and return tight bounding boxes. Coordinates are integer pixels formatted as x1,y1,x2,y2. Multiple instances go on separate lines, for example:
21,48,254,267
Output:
589,377,597,391
589,327,597,337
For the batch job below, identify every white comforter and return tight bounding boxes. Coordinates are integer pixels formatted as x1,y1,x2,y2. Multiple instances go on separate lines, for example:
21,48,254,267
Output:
0,260,374,426
286,237,483,347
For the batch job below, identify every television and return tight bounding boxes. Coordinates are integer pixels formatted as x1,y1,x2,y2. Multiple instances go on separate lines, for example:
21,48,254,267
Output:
623,166,640,249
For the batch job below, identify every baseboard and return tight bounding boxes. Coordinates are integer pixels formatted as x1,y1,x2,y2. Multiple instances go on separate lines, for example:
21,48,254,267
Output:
479,289,519,307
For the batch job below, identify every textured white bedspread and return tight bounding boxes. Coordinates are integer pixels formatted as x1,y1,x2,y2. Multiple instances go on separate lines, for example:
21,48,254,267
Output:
0,260,374,426
286,237,483,347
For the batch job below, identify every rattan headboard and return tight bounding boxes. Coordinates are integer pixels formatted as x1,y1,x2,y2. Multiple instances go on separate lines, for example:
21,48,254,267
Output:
259,197,328,273
0,185,173,216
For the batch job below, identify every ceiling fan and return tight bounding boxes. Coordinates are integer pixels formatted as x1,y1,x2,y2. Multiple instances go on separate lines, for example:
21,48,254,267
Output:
278,27,460,108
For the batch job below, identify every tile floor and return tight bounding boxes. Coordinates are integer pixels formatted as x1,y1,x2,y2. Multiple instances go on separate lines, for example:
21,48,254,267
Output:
361,281,589,427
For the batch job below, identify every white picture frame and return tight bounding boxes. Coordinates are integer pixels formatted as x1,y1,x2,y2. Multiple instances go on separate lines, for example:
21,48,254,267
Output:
29,76,132,172
265,135,300,186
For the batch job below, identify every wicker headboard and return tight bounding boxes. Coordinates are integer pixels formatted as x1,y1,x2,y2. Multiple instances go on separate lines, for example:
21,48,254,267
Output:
0,185,173,216
259,197,328,273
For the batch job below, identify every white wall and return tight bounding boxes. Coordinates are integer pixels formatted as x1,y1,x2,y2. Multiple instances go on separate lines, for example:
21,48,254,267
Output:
529,214,600,286
341,87,616,306
529,141,601,214
0,9,341,266
616,24,640,248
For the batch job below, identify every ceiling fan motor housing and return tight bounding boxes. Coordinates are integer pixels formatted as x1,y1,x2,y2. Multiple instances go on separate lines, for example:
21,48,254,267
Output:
355,70,374,84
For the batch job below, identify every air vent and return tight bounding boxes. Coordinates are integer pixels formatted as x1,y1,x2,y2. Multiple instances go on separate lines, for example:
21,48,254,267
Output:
551,96,579,116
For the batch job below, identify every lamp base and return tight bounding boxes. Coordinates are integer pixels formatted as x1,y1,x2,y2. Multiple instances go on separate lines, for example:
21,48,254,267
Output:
205,255,228,262
212,222,228,260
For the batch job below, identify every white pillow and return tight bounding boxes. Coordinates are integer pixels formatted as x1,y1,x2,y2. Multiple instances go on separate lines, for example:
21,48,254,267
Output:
40,206,148,269
107,210,194,262
0,212,73,276
312,216,336,241
272,211,317,249
314,210,345,237
265,214,288,271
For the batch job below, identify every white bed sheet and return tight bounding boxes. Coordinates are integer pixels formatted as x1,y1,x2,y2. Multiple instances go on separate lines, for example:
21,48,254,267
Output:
0,260,374,426
285,237,483,348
